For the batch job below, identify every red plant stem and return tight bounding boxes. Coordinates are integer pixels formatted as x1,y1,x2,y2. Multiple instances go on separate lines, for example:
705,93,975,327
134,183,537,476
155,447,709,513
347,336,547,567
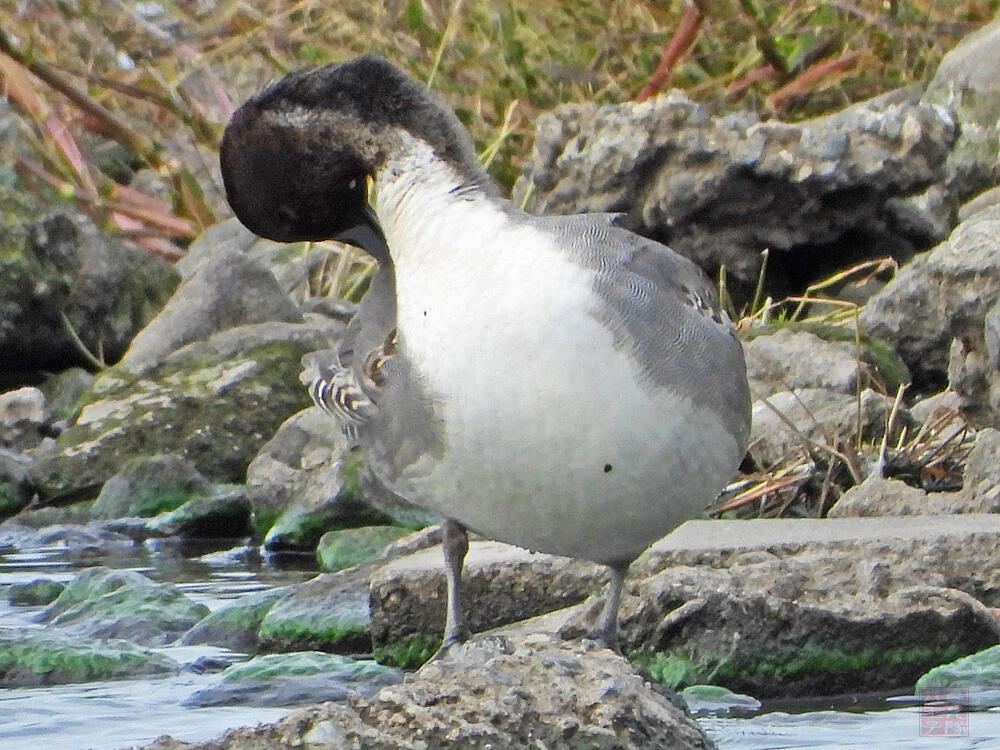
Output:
767,51,860,110
636,2,703,102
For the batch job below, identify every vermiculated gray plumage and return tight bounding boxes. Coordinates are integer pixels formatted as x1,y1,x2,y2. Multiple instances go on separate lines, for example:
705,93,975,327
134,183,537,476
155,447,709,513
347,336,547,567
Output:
223,54,751,649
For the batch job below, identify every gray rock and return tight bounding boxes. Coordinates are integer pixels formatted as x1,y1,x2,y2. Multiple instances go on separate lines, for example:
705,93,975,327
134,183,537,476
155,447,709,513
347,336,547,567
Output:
951,287,1000,428
183,652,401,708
909,388,962,425
4,578,65,606
248,406,430,547
0,189,179,378
861,204,1000,392
27,322,325,501
826,472,1000,517
625,577,998,698
0,448,32,519
178,218,329,295
515,91,955,302
0,387,49,451
246,407,381,541
90,454,209,519
954,428,1000,511
370,541,603,667
614,515,1000,697
38,367,93,422
960,185,1000,221
743,328,862,397
40,566,210,645
923,17,1000,201
120,245,302,374
141,633,712,750
827,476,932,517
749,387,905,467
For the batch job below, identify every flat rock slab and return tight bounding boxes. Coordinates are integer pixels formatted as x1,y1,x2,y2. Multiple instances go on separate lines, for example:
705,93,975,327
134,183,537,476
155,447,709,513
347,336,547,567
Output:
141,633,712,750
639,514,1000,569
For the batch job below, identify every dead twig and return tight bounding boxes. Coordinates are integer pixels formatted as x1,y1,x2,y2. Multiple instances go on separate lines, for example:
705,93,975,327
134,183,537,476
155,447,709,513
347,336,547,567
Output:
636,1,703,102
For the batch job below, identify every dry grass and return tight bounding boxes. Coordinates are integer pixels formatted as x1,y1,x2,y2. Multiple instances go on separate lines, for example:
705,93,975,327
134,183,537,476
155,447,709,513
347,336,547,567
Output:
0,0,996,260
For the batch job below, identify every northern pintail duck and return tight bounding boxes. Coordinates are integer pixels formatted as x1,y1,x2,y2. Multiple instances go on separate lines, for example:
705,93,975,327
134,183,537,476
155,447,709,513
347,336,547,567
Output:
221,54,751,649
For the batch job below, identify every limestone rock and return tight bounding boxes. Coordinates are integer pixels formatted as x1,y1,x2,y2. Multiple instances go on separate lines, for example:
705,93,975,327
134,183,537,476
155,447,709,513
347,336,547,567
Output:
515,91,955,303
370,541,603,667
120,245,302,375
923,17,1000,201
861,204,1000,392
141,634,712,750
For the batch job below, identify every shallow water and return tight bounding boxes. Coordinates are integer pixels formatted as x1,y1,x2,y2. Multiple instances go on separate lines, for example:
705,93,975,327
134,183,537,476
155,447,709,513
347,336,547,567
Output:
2,535,998,750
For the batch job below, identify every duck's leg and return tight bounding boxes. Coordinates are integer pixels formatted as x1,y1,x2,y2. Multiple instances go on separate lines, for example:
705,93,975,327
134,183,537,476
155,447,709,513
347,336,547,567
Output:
586,562,629,650
441,518,472,647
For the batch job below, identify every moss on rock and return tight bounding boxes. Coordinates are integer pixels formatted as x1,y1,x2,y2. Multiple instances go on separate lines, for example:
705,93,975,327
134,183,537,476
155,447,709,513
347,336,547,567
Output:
0,628,177,686
316,526,412,572
29,339,315,502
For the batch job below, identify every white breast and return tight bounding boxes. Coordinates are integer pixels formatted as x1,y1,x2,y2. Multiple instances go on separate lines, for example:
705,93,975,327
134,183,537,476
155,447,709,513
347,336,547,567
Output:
373,156,741,564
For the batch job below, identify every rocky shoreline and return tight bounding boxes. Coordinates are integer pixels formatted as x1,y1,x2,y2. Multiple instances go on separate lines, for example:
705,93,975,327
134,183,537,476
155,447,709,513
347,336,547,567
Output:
2,16,1000,750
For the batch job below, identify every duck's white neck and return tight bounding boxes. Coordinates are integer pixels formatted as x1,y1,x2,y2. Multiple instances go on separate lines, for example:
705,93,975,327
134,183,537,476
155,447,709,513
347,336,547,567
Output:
371,132,500,268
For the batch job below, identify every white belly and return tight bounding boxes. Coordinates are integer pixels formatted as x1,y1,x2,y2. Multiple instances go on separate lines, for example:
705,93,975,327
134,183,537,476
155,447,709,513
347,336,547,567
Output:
383,203,741,564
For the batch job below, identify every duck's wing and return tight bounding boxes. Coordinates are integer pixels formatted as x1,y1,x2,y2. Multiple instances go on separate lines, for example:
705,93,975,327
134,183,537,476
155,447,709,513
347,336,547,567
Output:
539,213,751,450
301,263,397,441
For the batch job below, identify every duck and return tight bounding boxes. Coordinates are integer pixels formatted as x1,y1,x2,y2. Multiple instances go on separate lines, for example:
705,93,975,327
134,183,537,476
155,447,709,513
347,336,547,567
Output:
220,53,751,650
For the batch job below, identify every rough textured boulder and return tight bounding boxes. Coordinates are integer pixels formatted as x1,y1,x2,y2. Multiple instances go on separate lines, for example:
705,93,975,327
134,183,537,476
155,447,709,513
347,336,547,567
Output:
742,325,908,399
861,204,1000,393
256,568,373,655
922,17,1000,201
177,218,331,295
246,407,385,540
0,188,179,381
514,90,955,302
141,634,713,750
120,245,303,374
614,516,1000,697
370,541,603,667
27,322,330,501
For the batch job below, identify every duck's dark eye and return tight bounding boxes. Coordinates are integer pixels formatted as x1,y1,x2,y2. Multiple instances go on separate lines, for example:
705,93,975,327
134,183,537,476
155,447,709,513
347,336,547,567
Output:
348,179,358,190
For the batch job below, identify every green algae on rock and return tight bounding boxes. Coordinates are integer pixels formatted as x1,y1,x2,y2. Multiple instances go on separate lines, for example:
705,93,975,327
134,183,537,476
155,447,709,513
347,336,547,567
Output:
184,651,401,708
41,566,209,646
316,526,411,572
0,628,177,687
29,337,317,502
